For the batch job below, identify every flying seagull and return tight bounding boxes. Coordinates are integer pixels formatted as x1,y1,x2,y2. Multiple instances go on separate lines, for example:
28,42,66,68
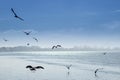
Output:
33,37,38,42
3,38,8,42
52,46,57,49
26,65,44,71
24,31,31,35
66,64,72,70
11,8,24,21
103,52,107,55
52,45,62,49
27,43,30,46
94,68,103,77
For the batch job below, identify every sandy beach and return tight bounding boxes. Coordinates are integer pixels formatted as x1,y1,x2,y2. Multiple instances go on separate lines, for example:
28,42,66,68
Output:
0,52,120,80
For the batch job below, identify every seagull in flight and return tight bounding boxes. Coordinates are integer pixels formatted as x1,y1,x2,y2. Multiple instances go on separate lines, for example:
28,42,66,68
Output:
66,64,72,70
27,43,30,46
3,39,8,42
52,46,57,49
33,37,38,42
24,31,31,35
26,65,44,71
94,68,103,77
11,8,24,21
103,52,107,55
52,45,62,49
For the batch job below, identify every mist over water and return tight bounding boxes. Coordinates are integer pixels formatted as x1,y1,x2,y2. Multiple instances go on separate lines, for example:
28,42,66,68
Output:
0,51,120,68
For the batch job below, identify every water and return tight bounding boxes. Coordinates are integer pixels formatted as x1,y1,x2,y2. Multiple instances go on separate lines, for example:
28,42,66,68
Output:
0,51,120,80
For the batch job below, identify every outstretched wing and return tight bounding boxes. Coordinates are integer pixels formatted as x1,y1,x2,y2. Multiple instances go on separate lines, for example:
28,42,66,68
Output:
26,65,33,68
11,8,17,16
57,45,62,47
33,37,38,42
17,16,24,21
52,46,56,49
35,66,44,69
24,31,31,35
11,8,24,21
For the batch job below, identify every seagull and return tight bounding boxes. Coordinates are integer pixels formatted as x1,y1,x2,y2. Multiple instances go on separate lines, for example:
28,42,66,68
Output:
94,68,103,77
26,65,44,71
103,52,107,55
52,45,62,49
24,31,31,35
3,39,8,42
27,43,30,46
11,8,24,21
33,37,38,42
52,46,57,49
66,64,72,70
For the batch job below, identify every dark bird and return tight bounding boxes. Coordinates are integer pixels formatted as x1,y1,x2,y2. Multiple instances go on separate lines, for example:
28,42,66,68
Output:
26,65,44,71
52,46,57,49
34,66,44,69
33,37,38,42
24,31,31,35
27,43,30,46
57,45,62,47
3,39,8,42
11,8,24,21
26,65,33,68
103,52,107,55
94,68,103,77
52,45,62,49
66,64,72,70
30,67,36,71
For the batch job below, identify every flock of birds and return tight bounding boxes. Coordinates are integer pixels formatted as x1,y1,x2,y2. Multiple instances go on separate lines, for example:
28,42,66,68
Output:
25,52,107,77
2,8,108,78
3,8,62,50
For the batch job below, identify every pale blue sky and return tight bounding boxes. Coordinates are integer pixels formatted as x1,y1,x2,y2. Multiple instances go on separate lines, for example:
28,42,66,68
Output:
0,0,120,48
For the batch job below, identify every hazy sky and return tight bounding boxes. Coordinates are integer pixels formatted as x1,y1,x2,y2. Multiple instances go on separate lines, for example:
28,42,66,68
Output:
0,0,120,48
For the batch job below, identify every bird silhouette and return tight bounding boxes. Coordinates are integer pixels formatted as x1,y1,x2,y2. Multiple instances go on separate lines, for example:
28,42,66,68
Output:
11,8,24,21
33,37,38,42
66,64,72,70
3,39,8,42
103,52,107,55
52,45,62,49
94,68,103,77
26,65,44,71
27,43,30,46
24,31,31,35
52,46,57,49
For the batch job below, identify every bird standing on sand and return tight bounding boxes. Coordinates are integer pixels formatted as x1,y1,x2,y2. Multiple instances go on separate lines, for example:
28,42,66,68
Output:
11,8,24,21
